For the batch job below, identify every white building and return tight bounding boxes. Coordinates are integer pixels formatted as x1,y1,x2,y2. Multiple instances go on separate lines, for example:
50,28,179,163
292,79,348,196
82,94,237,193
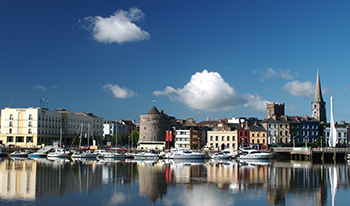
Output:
0,107,103,147
103,121,127,139
175,129,191,149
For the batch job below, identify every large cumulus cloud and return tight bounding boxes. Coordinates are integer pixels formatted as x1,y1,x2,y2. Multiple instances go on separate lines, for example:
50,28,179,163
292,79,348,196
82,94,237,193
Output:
153,70,270,112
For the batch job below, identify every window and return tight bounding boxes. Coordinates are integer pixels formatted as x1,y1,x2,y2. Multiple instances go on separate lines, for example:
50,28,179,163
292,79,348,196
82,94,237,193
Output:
227,136,230,141
215,136,218,141
9,114,13,120
9,128,12,134
263,139,265,143
252,133,255,137
232,136,235,141
263,134,265,137
16,136,24,142
338,132,341,137
210,136,213,141
9,122,13,127
29,114,32,120
252,139,255,143
285,131,288,136
28,122,32,127
222,136,224,141
26,136,32,142
232,143,235,148
7,136,13,142
215,143,218,148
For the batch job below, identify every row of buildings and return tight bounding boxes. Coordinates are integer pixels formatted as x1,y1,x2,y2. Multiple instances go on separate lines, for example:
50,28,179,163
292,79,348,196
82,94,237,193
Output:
0,71,349,150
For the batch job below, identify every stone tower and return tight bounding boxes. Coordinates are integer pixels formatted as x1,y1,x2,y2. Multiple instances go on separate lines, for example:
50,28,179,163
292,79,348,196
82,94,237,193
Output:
311,70,326,122
139,105,169,142
266,102,285,119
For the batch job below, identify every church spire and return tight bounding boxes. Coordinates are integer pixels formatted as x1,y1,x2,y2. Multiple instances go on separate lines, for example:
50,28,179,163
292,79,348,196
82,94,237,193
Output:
314,70,323,101
311,70,326,122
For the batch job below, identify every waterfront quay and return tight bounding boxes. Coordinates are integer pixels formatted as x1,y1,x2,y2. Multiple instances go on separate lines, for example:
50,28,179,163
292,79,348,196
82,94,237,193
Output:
273,147,350,162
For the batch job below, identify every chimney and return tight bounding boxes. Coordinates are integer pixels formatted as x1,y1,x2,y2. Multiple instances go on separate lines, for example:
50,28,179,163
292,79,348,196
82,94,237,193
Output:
207,117,210,121
341,120,345,125
119,119,123,123
132,119,135,124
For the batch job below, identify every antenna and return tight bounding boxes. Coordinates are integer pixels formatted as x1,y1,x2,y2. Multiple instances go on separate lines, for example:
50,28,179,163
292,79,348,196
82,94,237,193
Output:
153,100,155,106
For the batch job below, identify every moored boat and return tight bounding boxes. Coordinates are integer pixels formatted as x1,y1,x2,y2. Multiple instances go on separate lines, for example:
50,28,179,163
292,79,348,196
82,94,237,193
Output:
9,150,31,158
93,149,126,158
71,150,98,159
133,150,159,160
170,150,205,159
237,148,272,159
0,147,8,157
211,149,239,160
47,148,72,158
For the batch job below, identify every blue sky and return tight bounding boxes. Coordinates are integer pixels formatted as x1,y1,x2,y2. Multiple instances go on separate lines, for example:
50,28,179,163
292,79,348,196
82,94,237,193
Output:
1,0,350,123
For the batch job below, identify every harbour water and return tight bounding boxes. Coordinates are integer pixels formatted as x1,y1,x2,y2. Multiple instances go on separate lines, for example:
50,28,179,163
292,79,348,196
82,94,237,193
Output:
0,157,349,206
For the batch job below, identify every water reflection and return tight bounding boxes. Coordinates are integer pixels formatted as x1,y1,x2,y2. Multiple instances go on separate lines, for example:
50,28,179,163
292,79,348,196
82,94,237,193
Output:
0,157,349,205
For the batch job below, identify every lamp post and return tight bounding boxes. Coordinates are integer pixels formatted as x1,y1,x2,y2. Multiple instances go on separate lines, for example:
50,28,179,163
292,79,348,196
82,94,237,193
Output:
305,136,308,148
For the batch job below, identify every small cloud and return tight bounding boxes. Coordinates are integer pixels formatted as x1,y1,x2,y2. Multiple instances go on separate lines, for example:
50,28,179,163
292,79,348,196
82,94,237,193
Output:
154,70,270,113
32,85,47,91
103,83,137,99
80,7,150,44
254,67,296,82
50,85,58,89
344,85,350,91
283,80,314,98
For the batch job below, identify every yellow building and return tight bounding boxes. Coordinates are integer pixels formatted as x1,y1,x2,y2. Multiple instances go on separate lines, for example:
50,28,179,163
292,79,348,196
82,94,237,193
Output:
207,130,239,150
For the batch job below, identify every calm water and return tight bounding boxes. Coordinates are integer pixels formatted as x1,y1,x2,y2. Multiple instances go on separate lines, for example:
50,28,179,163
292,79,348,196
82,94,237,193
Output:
0,157,349,206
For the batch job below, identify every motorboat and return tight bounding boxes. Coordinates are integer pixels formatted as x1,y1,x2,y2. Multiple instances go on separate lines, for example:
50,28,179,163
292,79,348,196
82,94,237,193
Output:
93,149,126,158
237,148,272,159
211,149,239,160
133,150,159,160
71,150,98,159
170,150,205,159
9,150,31,158
29,146,54,158
47,148,72,158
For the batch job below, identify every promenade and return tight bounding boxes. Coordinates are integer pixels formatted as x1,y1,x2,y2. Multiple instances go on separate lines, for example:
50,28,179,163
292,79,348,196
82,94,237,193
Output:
273,147,350,162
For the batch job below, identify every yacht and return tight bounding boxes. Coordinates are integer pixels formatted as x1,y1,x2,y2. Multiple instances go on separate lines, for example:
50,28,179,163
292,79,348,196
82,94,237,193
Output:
237,148,272,159
71,150,98,159
9,150,31,158
47,148,72,158
29,146,54,158
170,150,205,159
133,150,159,160
93,149,126,158
211,149,239,160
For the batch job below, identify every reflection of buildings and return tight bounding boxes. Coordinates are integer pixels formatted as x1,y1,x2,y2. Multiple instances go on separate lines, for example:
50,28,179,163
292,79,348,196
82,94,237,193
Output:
0,158,103,201
138,161,167,203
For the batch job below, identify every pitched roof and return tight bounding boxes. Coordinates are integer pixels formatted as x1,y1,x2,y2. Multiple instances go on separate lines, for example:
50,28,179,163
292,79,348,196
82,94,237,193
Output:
314,70,324,102
147,106,160,114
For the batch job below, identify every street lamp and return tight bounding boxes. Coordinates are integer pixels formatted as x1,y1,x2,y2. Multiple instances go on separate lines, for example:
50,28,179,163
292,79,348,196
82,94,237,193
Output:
305,136,308,148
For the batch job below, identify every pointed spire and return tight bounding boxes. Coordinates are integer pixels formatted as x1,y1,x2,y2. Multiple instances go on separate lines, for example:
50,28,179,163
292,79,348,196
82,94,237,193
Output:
314,70,323,101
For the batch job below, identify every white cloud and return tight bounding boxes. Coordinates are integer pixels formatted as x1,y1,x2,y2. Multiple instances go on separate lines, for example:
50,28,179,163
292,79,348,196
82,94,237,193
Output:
154,70,270,113
32,85,47,91
283,80,314,98
243,94,272,112
103,83,136,99
80,7,150,44
255,67,296,82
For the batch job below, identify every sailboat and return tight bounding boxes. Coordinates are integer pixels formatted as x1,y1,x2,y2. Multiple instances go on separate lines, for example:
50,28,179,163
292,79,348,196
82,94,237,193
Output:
47,129,72,158
71,123,98,159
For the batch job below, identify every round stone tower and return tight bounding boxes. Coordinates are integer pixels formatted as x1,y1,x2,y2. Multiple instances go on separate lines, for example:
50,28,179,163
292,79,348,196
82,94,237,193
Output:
139,106,168,142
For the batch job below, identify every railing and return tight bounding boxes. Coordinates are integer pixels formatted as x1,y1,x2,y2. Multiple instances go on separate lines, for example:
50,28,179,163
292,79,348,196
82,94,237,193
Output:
312,148,350,152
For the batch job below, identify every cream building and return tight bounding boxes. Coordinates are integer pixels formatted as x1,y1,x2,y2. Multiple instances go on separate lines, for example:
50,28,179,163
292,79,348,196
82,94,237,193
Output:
207,130,239,150
0,107,103,147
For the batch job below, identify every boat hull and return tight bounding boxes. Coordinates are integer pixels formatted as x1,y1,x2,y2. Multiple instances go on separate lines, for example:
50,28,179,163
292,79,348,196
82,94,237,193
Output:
29,153,47,158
